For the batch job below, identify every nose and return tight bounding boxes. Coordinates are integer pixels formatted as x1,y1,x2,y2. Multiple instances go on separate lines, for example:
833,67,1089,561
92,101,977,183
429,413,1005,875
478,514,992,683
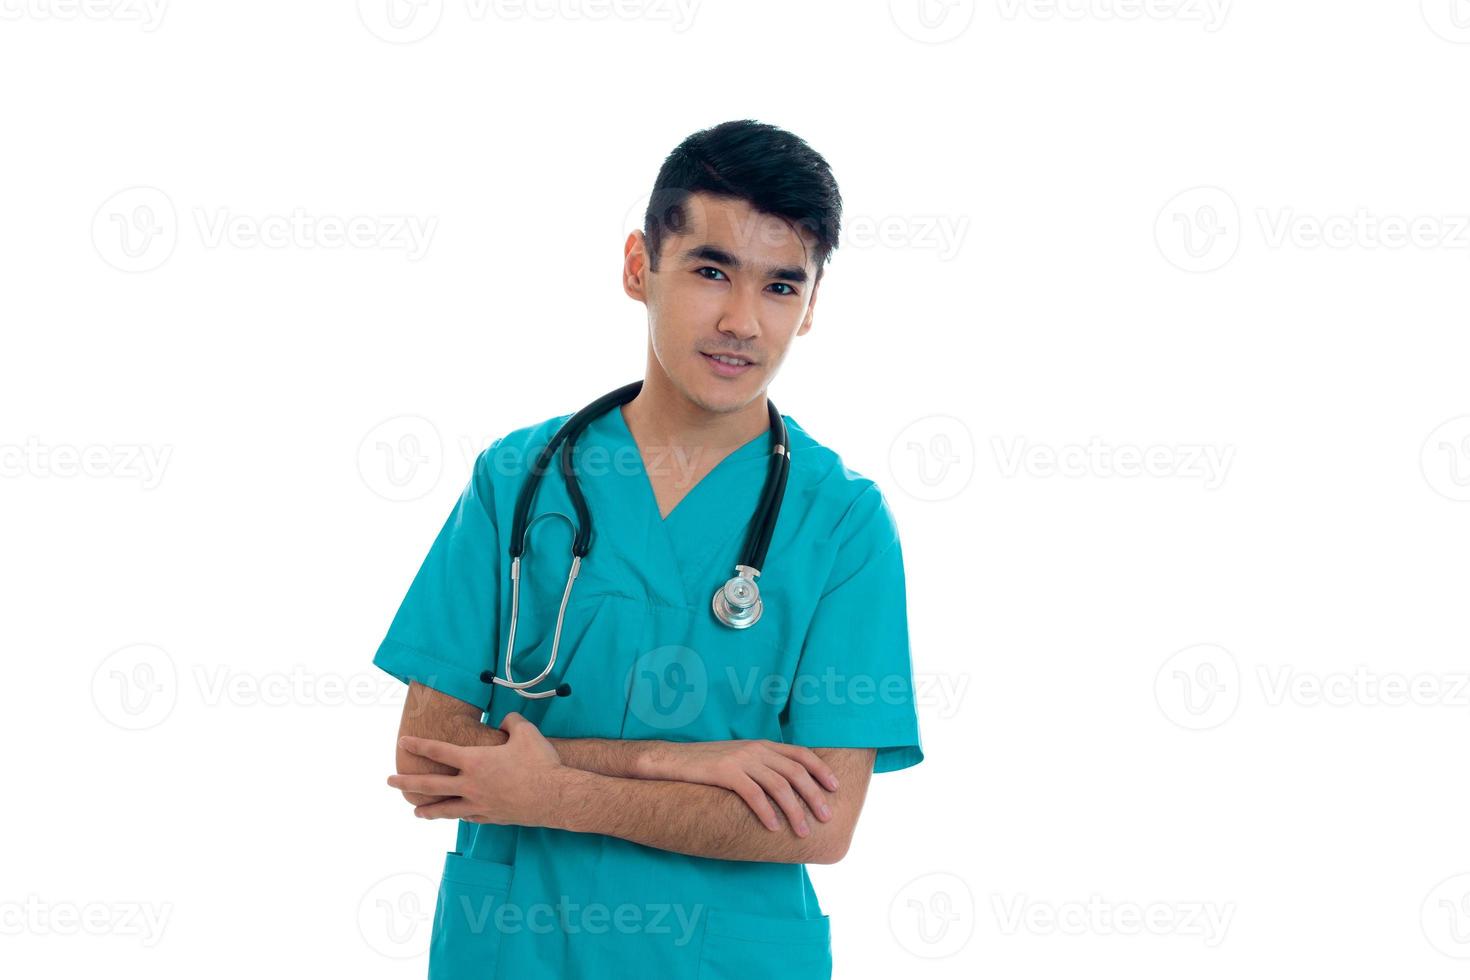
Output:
717,284,761,342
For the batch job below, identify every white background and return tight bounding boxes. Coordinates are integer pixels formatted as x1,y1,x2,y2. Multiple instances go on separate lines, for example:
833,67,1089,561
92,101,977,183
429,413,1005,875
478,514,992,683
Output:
3,1,1470,977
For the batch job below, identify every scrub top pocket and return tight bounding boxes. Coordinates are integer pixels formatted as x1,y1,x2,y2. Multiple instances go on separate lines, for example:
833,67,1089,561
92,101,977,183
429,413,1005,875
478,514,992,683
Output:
694,907,833,980
429,850,514,980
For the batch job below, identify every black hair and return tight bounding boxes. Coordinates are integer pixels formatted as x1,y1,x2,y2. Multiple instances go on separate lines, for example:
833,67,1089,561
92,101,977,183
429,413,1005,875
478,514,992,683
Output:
643,119,843,282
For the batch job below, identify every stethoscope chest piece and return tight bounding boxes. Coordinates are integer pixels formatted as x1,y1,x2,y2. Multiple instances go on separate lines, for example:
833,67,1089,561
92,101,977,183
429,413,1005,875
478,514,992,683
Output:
712,564,763,629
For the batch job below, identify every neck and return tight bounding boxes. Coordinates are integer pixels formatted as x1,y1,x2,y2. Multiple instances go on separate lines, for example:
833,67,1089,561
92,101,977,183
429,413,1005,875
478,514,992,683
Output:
621,358,771,459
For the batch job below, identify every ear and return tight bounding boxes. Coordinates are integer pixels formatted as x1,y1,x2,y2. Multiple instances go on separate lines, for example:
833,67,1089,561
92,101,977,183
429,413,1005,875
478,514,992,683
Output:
796,276,821,337
623,230,650,303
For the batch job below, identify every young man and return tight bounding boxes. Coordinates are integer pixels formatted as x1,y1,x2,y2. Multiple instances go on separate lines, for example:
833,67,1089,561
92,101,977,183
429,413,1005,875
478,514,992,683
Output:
374,119,923,979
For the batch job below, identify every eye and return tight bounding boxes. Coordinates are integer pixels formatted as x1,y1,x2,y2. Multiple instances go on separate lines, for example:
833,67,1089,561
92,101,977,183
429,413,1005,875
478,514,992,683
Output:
768,283,797,296
695,267,727,281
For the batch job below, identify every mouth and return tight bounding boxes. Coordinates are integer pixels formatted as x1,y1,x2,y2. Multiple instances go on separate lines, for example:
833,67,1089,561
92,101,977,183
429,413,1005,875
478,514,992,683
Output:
700,351,756,377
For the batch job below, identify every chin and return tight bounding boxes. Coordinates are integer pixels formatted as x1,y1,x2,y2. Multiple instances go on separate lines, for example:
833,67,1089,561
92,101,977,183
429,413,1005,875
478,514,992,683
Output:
683,374,757,415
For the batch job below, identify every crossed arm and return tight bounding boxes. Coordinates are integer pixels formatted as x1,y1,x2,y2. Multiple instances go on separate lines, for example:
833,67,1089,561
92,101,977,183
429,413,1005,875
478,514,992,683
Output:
387,682,875,865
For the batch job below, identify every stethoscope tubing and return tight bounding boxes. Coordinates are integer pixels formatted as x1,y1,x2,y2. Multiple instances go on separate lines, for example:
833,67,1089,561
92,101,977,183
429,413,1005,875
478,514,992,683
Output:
489,380,789,702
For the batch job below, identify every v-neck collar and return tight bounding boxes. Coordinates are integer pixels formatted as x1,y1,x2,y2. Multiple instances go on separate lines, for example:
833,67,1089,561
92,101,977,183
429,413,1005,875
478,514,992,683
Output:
574,404,779,610
607,403,772,525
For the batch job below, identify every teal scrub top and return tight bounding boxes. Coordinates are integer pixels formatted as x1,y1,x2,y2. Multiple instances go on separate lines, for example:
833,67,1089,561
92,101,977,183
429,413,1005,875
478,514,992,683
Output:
373,403,924,980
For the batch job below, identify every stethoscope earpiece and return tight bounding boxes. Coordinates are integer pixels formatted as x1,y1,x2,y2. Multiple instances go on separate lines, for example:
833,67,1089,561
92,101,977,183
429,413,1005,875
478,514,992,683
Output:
479,670,571,699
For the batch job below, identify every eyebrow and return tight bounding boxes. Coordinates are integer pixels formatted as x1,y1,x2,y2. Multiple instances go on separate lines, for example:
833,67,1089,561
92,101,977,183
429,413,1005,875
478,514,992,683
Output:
680,244,809,284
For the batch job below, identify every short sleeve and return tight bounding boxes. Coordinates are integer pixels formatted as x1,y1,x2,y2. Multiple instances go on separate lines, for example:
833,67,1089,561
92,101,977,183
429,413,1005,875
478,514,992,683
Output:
372,442,501,712
780,485,924,774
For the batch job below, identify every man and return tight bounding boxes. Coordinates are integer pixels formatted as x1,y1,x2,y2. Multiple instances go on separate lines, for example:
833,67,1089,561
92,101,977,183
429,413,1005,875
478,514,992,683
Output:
374,119,923,979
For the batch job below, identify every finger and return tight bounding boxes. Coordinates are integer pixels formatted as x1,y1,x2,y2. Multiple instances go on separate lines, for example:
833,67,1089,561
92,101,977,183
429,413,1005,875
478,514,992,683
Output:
413,797,482,820
387,773,461,796
749,766,810,837
403,792,455,807
731,776,782,832
398,736,466,769
772,743,839,791
499,711,531,736
766,756,833,822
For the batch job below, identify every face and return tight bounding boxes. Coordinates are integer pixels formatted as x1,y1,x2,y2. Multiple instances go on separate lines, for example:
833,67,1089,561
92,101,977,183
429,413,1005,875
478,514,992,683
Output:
623,192,821,415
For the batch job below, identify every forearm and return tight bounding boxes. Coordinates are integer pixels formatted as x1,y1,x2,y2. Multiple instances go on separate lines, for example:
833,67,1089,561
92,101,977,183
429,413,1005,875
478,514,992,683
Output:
433,717,652,777
395,679,651,805
544,765,851,865
392,694,875,861
547,736,652,778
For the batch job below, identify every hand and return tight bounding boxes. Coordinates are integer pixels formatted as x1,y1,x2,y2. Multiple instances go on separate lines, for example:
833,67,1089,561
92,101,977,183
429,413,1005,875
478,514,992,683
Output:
636,740,839,836
388,712,563,825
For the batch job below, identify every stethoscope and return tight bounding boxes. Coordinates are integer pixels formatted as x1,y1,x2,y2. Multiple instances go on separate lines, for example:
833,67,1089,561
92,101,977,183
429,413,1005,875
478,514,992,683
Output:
479,380,791,701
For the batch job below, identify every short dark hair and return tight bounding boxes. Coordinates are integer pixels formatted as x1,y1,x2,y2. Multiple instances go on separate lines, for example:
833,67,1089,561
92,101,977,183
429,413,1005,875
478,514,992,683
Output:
643,119,843,282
